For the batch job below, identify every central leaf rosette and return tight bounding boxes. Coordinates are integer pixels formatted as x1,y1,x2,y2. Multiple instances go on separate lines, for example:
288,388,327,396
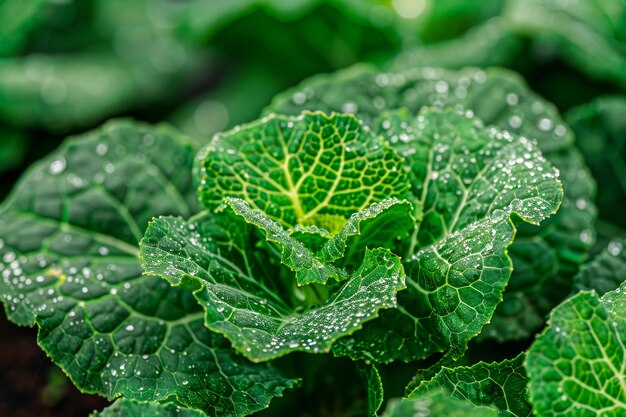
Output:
141,112,412,362
141,108,563,365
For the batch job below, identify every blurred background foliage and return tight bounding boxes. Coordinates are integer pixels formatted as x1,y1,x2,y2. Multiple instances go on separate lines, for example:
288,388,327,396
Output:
0,0,625,414
2,0,624,195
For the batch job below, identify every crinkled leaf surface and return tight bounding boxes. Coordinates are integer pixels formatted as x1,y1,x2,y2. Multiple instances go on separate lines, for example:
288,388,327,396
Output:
526,282,626,417
574,239,626,296
222,197,346,285
226,196,412,285
140,202,405,362
482,148,596,342
317,197,414,270
92,398,206,417
407,353,531,417
386,390,498,417
376,109,560,246
567,97,626,229
0,121,297,416
265,66,573,153
332,110,562,363
266,65,595,343
195,112,408,231
359,363,383,417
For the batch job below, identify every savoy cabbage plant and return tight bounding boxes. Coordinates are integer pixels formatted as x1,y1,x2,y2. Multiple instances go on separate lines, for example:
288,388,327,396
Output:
1,65,625,417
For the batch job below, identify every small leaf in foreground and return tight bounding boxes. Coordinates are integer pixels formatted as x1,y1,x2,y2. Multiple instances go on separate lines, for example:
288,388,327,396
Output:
140,207,406,362
358,362,383,417
526,282,626,417
407,353,531,417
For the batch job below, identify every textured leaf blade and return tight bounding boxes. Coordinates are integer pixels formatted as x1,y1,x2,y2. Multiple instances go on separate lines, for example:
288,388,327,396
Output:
377,109,561,236
526,283,626,417
225,197,412,285
1,119,199,326
265,66,574,153
195,112,409,230
266,65,595,343
358,362,384,417
407,354,531,417
483,147,597,342
317,197,413,268
0,121,297,417
92,399,206,417
224,197,345,285
333,110,563,362
141,212,406,362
